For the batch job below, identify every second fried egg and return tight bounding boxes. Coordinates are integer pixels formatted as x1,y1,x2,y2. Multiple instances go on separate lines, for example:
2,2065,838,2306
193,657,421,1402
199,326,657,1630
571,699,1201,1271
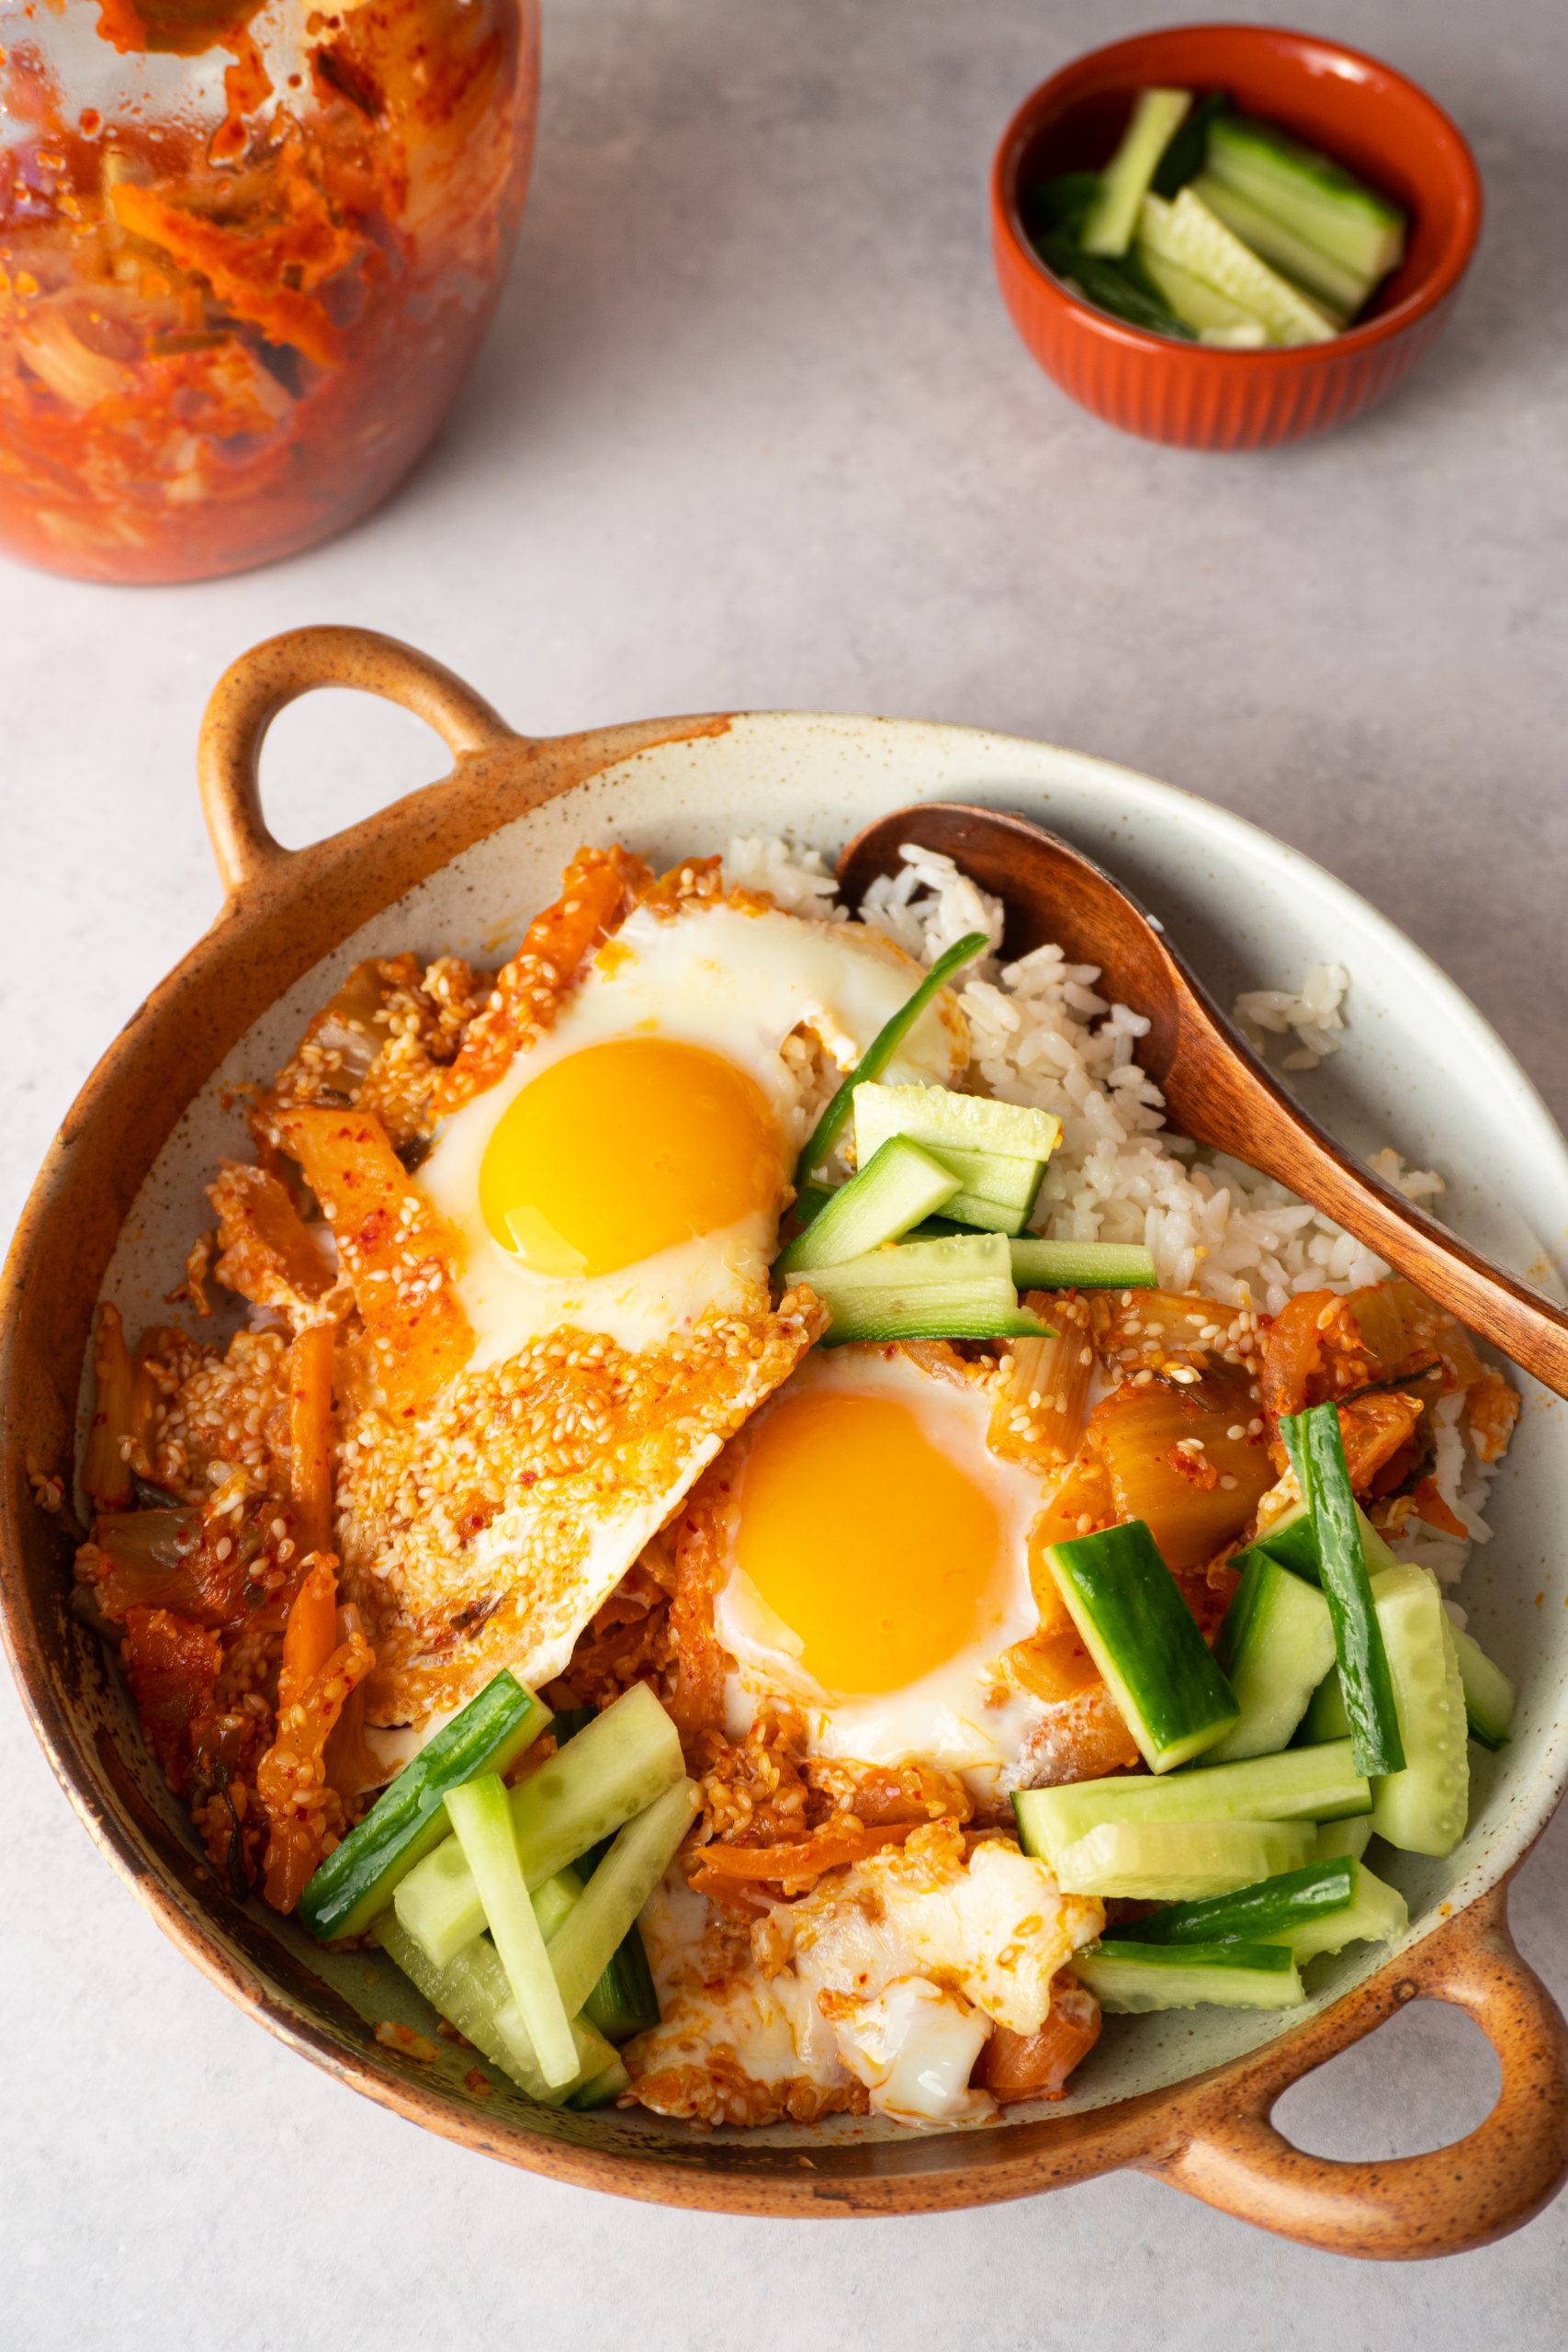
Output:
715,1346,1053,1789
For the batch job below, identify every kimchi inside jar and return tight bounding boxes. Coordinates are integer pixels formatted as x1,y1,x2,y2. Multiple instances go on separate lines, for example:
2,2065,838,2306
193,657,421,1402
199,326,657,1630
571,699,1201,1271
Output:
0,0,538,582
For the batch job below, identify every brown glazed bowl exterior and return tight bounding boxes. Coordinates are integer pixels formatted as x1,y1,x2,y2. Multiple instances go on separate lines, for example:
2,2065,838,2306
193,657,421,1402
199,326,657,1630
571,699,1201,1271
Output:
2,628,1565,2256
991,23,1483,448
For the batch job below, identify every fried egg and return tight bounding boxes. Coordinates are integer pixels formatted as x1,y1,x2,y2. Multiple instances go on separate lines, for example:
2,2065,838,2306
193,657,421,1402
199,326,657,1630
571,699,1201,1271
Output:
714,1346,1055,1792
414,898,966,1363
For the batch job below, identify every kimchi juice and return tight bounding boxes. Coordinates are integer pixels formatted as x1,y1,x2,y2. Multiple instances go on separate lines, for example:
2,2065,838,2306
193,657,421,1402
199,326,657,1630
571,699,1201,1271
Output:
0,0,538,582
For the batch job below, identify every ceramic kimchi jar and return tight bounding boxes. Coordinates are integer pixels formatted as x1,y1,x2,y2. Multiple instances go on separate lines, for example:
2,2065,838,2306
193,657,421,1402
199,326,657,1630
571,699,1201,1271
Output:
0,0,539,582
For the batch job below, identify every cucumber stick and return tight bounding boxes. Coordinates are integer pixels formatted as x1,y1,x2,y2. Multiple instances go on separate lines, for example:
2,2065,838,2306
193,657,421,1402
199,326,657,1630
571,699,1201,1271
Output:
1138,190,1337,345
1135,244,1270,345
1053,1818,1314,1900
774,1136,959,1275
1042,1521,1238,1772
1190,172,1365,317
1082,87,1192,258
1014,1737,1369,1866
1242,1497,1321,1583
852,1080,1063,1170
1210,1548,1337,1761
1283,1404,1404,1777
298,1670,548,1942
852,1082,1059,1231
1450,1622,1516,1749
447,1775,579,2089
1314,1811,1372,1863
795,932,988,1187
1007,1238,1156,1290
1205,112,1406,283
1307,1566,1471,1852
373,1915,614,2105
567,2056,632,2110
796,1230,1049,1345
1366,1564,1470,1856
546,1779,698,2019
394,1680,684,1965
1115,1855,1407,1962
1077,1939,1304,2013
1303,1593,1513,1758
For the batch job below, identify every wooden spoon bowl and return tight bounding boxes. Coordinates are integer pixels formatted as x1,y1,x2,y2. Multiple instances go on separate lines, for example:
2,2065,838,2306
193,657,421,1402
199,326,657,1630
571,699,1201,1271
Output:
840,801,1568,1397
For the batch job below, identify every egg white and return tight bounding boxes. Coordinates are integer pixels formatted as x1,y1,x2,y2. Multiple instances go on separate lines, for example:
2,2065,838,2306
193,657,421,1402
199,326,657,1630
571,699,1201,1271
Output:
716,1348,1053,1792
414,899,966,1365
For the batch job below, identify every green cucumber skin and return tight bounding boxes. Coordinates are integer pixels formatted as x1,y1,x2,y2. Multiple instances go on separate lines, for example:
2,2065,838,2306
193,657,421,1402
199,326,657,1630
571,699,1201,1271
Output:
1013,1736,1370,1863
1077,1938,1304,2013
1151,89,1228,198
1008,1239,1157,1291
566,2057,632,2110
1114,1849,1404,1962
794,933,989,1187
1119,1856,1353,1946
583,1925,660,2044
1283,1407,1405,1778
794,1229,1049,1346
1044,1521,1238,1773
1052,1818,1313,1900
1205,113,1405,279
298,1672,547,1943
1245,1500,1322,1584
1035,233,1195,340
1210,1550,1337,1762
1190,171,1366,317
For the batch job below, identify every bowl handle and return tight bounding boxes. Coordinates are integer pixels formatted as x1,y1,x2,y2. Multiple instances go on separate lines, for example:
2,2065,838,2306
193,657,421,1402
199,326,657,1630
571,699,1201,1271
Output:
198,624,517,899
1144,1878,1568,2257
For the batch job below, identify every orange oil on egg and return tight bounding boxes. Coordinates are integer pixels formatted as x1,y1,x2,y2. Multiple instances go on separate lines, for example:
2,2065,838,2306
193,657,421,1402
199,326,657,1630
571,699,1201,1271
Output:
479,1036,784,1276
732,1385,1016,1696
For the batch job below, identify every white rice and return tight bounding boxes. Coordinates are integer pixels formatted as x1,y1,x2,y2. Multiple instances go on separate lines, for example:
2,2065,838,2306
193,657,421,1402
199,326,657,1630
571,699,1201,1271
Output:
722,832,1496,1590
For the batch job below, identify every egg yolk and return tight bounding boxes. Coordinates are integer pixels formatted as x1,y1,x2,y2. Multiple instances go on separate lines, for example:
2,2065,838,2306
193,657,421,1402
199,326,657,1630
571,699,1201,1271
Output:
479,1036,783,1276
733,1387,1014,1695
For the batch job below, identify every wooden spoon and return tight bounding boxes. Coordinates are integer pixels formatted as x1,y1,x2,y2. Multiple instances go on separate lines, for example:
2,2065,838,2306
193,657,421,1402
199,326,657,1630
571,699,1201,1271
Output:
839,801,1568,1398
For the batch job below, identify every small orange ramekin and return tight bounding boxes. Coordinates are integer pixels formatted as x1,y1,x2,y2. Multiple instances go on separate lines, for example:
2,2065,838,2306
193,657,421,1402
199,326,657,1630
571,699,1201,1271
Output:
991,22,1483,449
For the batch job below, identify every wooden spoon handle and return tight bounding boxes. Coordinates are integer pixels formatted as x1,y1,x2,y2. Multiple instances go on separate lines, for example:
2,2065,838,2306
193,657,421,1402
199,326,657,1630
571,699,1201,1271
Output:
1174,1043,1568,1398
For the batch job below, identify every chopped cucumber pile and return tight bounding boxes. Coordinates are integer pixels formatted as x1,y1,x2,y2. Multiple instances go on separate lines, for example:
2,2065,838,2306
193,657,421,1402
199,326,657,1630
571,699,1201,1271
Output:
302,1674,697,2106
1023,85,1407,348
1015,1430,1511,2016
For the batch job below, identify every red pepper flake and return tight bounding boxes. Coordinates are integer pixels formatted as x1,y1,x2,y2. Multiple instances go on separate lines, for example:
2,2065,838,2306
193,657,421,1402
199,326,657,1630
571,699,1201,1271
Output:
374,2020,440,2064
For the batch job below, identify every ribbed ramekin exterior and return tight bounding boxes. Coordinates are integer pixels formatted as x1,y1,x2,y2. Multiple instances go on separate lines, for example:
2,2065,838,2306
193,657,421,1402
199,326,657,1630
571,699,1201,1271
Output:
991,219,1453,450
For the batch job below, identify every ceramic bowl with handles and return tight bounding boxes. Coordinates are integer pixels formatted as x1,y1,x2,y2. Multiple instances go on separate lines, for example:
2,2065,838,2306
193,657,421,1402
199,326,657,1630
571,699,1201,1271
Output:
3,628,1564,2255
